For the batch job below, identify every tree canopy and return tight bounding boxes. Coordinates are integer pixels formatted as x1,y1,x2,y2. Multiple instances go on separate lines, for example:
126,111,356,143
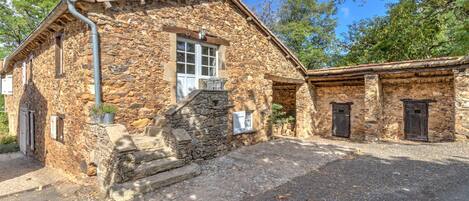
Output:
0,0,467,67
0,0,58,58
254,0,343,69
340,0,469,65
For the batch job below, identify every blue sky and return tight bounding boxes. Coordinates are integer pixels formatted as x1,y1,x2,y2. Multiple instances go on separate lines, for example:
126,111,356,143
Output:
243,0,398,39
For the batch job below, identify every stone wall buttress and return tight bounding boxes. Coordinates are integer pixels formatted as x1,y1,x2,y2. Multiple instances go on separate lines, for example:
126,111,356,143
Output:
454,69,469,138
364,74,383,141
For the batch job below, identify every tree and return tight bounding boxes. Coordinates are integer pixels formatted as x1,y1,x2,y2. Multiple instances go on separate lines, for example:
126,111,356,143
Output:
0,0,58,58
277,0,342,69
0,0,58,136
251,0,277,30
252,0,343,69
341,0,469,65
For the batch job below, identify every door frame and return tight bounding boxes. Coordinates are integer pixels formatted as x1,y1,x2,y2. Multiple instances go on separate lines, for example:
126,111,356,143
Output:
176,38,219,101
19,108,28,155
330,102,353,138
401,99,434,142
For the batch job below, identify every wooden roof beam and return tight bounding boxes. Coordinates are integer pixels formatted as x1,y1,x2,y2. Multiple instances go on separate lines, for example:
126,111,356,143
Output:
264,73,305,84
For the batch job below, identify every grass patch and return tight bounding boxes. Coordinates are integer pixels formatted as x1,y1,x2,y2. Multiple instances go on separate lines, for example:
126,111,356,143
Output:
0,135,18,154
0,135,16,144
0,143,19,154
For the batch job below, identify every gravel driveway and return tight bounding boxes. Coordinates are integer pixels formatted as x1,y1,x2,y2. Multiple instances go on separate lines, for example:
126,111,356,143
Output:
3,138,468,201
145,139,352,201
247,137,469,201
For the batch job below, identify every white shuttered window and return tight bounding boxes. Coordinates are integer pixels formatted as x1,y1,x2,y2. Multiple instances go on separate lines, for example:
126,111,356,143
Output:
2,75,13,95
22,62,27,85
233,111,254,135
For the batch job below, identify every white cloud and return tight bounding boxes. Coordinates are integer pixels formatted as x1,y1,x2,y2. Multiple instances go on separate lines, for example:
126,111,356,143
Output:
341,7,350,17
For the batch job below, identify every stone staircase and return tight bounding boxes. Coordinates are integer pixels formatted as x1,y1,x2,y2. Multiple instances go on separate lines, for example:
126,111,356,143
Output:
108,128,201,201
95,89,230,200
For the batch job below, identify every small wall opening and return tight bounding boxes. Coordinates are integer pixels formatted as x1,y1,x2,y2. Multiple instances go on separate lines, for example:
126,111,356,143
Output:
272,82,298,137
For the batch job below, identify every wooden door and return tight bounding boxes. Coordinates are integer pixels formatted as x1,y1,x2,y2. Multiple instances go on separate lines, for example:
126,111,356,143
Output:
19,109,28,154
332,103,351,138
29,111,35,151
404,101,429,141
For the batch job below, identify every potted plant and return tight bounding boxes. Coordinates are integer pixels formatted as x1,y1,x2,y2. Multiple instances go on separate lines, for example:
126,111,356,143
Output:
102,104,118,124
90,105,104,124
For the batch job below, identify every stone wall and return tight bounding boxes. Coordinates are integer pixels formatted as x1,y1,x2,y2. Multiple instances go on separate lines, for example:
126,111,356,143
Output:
380,77,455,141
90,124,138,193
364,74,383,140
311,85,366,140
4,19,96,175
86,0,307,145
454,69,469,138
166,90,231,160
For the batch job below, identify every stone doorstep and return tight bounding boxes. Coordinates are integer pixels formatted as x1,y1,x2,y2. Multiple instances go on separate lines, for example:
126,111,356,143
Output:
144,126,169,137
109,163,201,201
132,157,185,181
132,135,165,150
133,149,175,164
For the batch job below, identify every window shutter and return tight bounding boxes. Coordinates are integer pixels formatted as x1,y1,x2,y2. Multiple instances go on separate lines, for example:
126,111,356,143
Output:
245,112,253,130
22,62,27,85
58,116,64,142
1,78,6,95
2,75,13,95
233,111,246,134
29,112,35,151
50,116,58,140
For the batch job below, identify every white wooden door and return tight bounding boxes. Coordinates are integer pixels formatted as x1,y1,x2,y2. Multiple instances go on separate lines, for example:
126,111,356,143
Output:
19,110,28,154
29,111,35,151
177,74,197,101
176,39,218,101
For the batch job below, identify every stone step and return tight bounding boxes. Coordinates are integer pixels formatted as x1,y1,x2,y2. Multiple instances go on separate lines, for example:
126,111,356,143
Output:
144,126,169,137
132,135,164,150
133,148,174,164
133,157,185,180
110,163,201,201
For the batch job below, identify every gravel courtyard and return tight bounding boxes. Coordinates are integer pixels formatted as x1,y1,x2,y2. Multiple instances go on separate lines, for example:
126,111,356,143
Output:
145,139,352,201
247,137,469,201
2,138,469,201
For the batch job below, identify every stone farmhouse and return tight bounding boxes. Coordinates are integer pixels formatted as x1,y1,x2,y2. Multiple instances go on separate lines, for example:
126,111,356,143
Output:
0,0,468,200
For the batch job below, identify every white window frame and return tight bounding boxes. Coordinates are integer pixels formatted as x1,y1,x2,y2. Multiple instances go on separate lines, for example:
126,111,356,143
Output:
2,74,13,95
233,111,254,135
176,38,219,87
55,32,64,78
22,62,27,85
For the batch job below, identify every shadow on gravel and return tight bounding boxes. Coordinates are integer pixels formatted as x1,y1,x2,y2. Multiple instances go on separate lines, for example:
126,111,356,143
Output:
0,153,42,182
246,154,469,201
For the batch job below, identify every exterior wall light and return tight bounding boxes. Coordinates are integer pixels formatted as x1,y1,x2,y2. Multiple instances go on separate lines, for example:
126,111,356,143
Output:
199,27,207,40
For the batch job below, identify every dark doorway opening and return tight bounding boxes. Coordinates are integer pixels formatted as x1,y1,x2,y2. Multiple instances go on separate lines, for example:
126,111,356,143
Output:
331,102,352,138
402,99,432,142
272,83,298,137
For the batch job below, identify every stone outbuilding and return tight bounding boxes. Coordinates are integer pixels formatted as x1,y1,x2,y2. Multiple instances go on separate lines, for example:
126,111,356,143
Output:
306,57,469,142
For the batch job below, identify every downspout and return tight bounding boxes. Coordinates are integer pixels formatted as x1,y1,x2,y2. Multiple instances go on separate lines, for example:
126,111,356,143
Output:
65,0,102,106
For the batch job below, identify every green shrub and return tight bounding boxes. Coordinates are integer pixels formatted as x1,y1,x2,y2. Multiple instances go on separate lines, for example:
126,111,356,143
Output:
102,104,118,114
271,103,295,125
0,143,19,154
0,135,16,145
91,105,104,116
0,96,9,134
91,104,118,116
